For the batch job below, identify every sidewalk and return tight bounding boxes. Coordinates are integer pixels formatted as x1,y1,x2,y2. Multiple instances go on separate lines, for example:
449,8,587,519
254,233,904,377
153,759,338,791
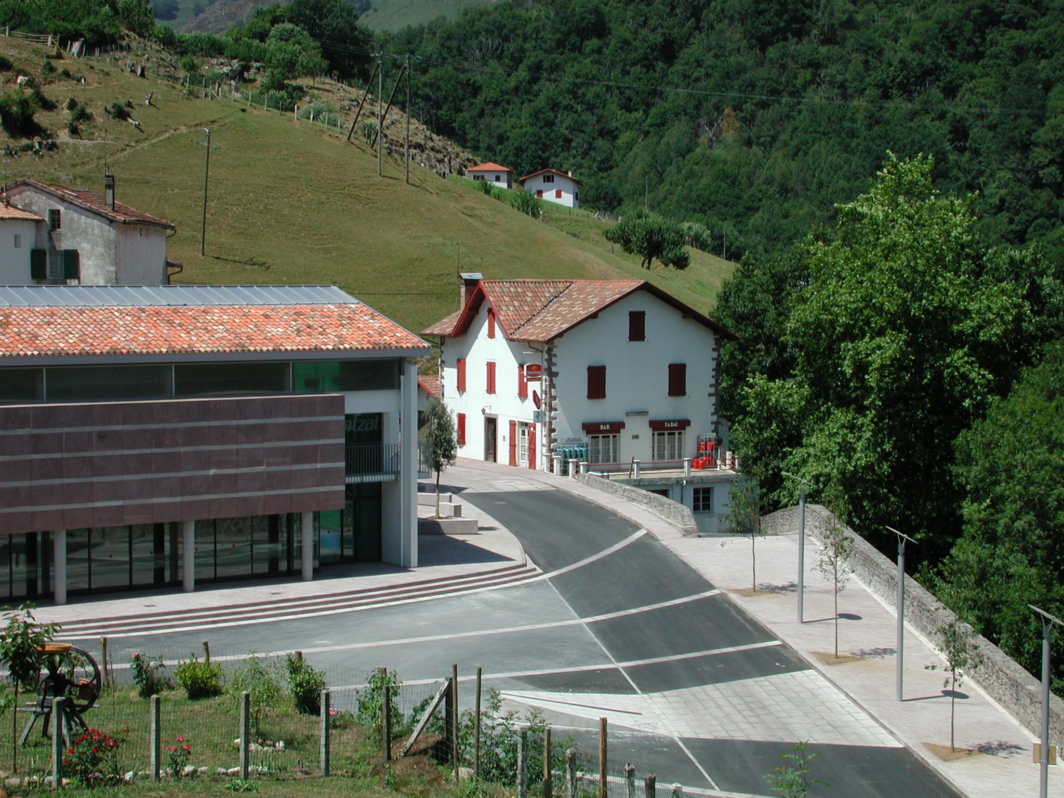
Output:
445,459,1053,798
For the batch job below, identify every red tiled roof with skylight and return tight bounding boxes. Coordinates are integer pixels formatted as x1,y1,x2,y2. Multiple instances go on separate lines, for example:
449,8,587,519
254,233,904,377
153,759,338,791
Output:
422,279,735,342
0,304,427,359
10,178,175,229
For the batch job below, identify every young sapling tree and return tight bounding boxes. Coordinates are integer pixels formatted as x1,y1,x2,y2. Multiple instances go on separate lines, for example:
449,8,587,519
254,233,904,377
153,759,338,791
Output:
931,618,985,751
816,513,853,658
423,397,458,518
728,479,767,591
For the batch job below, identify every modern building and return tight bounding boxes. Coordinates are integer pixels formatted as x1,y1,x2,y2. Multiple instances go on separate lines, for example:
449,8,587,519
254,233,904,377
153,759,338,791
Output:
0,284,428,604
422,275,741,531
3,176,176,287
467,162,514,190
520,169,580,208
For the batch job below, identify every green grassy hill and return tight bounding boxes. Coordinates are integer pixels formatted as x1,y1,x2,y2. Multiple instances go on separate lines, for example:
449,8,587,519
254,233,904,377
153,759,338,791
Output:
0,37,734,335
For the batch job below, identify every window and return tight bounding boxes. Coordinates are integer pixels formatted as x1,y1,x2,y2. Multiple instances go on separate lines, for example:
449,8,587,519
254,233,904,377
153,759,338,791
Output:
629,311,645,342
473,174,484,181
49,365,172,402
587,365,606,399
457,413,467,446
62,249,79,280
456,358,467,392
518,423,530,466
30,249,46,280
174,362,289,396
693,487,713,513
543,173,555,183
536,190,543,198
293,360,398,392
588,434,619,464
486,361,496,394
13,234,20,249
668,363,687,396
48,209,61,231
518,365,528,399
487,310,496,339
495,174,501,182
555,189,562,199
653,430,684,461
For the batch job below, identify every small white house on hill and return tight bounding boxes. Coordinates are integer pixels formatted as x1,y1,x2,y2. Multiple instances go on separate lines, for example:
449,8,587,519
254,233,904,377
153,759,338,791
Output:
423,275,741,532
521,169,580,208
468,162,514,190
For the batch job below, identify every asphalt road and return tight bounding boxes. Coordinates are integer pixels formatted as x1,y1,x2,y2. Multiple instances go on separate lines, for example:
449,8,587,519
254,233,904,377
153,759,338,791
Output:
92,484,962,798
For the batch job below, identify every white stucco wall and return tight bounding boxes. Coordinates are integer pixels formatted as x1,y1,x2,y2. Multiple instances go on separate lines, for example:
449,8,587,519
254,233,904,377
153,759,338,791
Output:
551,291,719,463
116,225,168,285
523,174,580,208
0,220,39,284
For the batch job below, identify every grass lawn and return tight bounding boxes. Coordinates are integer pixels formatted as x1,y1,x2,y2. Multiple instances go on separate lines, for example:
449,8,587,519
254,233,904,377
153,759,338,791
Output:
0,37,735,336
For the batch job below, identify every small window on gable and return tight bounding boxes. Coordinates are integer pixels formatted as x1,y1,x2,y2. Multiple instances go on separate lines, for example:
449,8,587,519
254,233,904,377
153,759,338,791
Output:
629,311,646,342
543,173,555,184
48,209,61,231
13,234,20,248
487,310,496,339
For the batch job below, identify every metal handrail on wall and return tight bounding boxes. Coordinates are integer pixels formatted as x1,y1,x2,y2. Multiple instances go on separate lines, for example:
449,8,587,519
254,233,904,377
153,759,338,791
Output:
345,443,399,476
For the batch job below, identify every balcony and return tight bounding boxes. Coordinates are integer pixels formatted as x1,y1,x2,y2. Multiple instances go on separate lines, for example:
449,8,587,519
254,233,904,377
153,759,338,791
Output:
345,443,432,483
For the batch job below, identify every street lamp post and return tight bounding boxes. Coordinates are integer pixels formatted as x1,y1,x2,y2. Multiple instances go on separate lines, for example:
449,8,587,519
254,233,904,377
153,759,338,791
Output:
782,472,812,623
885,526,916,701
1030,605,1063,798
196,128,221,257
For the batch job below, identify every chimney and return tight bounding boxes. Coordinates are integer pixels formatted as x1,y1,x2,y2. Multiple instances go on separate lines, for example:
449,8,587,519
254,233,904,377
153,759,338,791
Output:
104,174,115,210
460,272,483,308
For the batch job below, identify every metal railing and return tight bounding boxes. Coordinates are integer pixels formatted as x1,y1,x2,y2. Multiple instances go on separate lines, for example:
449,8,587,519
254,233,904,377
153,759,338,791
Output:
345,443,399,480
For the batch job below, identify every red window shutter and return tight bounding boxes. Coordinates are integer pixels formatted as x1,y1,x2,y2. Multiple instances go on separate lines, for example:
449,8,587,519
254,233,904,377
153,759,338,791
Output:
629,311,646,342
457,359,467,392
509,420,517,465
487,361,496,394
587,365,606,399
668,363,687,397
457,413,466,446
536,190,543,198
518,366,528,399
528,423,536,470
555,189,562,199
488,310,496,339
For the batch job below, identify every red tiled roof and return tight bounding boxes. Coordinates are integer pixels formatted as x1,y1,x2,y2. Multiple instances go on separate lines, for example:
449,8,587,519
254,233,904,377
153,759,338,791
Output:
0,204,41,221
9,179,175,229
520,168,581,185
0,304,428,359
468,162,512,173
422,279,736,342
418,374,441,397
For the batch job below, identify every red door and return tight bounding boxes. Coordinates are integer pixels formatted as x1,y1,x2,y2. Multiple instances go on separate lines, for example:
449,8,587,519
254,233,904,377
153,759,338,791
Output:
528,423,536,470
509,420,517,466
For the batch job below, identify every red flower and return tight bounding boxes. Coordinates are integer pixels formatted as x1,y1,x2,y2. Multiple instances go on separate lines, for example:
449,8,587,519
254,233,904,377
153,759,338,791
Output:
182,744,190,751
177,736,184,741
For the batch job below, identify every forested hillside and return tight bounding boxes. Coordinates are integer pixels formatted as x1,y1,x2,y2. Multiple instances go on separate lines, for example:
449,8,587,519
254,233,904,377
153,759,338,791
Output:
381,0,1064,262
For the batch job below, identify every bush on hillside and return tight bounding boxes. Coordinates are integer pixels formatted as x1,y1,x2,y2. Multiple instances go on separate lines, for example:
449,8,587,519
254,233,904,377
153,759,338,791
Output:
0,55,12,72
510,191,543,219
176,32,226,57
0,90,41,137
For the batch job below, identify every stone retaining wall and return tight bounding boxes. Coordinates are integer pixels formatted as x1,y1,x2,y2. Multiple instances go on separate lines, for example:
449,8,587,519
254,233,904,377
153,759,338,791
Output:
574,473,699,536
763,504,1064,745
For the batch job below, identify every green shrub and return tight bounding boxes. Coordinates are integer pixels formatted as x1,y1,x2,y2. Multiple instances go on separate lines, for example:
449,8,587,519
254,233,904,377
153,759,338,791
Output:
356,668,401,742
70,104,90,123
0,90,39,137
178,54,199,74
65,728,121,786
510,191,543,219
175,655,223,700
478,179,495,198
41,60,55,76
59,68,72,79
106,102,128,120
284,654,326,715
67,121,79,136
0,55,12,72
130,652,171,698
229,656,282,735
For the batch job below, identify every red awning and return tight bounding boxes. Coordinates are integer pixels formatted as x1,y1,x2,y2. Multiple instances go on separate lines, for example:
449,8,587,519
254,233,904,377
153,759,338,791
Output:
581,421,625,434
649,419,690,431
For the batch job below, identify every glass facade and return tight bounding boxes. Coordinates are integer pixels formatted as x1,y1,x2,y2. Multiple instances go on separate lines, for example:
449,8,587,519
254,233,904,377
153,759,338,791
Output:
174,362,289,397
319,484,383,566
293,360,398,393
48,365,172,402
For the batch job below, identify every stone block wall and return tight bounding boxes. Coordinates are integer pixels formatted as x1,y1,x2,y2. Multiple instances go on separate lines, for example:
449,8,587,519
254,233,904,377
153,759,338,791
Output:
575,473,699,536
763,504,1064,746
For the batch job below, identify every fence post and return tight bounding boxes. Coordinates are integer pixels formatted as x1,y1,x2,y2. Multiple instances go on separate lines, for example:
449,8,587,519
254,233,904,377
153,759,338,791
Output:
625,764,635,798
644,775,656,798
99,637,108,687
566,748,577,798
52,697,64,789
239,691,250,779
444,674,454,771
320,688,330,776
599,718,608,798
382,683,391,762
451,663,459,778
150,694,161,781
202,640,210,665
474,666,482,780
671,785,683,798
517,727,528,798
544,727,553,798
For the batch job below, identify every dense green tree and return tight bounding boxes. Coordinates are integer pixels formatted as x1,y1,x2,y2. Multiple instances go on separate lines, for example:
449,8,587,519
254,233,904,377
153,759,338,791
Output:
604,212,690,269
931,340,1064,688
285,0,372,80
265,23,327,79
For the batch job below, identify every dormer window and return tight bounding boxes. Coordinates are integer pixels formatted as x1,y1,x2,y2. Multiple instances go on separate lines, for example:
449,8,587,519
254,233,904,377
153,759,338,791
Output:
48,209,61,231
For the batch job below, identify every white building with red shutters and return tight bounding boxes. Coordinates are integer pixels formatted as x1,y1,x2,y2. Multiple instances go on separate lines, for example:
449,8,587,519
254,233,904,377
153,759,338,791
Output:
467,162,515,190
423,275,741,531
521,169,580,208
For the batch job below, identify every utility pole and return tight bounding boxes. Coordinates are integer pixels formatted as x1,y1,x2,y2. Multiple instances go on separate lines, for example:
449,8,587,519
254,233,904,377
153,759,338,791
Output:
405,55,411,185
885,526,916,701
1030,605,1063,798
377,55,383,177
196,128,220,257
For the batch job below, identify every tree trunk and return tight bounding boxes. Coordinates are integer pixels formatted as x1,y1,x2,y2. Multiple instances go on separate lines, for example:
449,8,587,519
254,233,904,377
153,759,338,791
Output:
435,469,441,517
833,578,839,658
11,683,18,773
751,536,756,592
950,673,956,751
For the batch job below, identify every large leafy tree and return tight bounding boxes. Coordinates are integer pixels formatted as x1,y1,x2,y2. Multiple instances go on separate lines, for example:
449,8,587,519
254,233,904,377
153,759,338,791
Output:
931,340,1064,687
604,212,690,270
734,154,1040,557
285,0,373,80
